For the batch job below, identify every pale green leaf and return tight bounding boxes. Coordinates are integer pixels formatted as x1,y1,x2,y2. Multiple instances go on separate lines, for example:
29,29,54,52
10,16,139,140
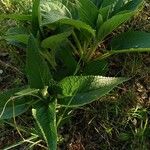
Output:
32,101,57,150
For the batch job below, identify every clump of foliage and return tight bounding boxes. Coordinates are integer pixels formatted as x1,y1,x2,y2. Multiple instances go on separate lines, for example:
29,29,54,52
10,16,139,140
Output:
0,0,150,149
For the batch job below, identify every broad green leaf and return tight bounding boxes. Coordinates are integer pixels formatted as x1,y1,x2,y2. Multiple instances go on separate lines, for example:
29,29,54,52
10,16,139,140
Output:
58,76,128,107
32,0,40,36
97,12,134,42
77,0,98,27
0,14,31,21
111,31,150,49
32,101,57,150
111,0,143,16
26,35,52,89
0,88,31,119
41,31,72,49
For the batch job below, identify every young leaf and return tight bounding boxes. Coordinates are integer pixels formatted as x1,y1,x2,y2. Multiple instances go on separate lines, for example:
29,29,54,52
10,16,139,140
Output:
26,35,52,89
77,0,98,27
99,5,111,21
111,31,150,49
58,76,128,107
97,12,134,42
32,101,57,150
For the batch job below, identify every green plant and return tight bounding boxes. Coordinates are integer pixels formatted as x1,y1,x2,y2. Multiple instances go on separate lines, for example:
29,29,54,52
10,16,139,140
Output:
0,0,150,149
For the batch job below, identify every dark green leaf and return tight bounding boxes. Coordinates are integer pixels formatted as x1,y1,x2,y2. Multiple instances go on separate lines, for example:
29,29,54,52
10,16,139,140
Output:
77,0,98,27
111,0,143,16
0,88,33,119
121,0,143,11
26,35,52,89
111,31,150,49
44,18,95,37
32,0,40,36
83,60,108,75
58,76,128,107
91,0,103,8
41,31,72,49
58,43,78,75
32,101,57,150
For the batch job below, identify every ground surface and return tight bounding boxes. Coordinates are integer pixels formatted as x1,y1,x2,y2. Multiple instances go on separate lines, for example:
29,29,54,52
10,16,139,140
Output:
0,1,150,150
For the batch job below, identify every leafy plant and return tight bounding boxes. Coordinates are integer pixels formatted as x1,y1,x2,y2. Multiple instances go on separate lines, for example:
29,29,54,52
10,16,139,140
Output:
0,0,150,149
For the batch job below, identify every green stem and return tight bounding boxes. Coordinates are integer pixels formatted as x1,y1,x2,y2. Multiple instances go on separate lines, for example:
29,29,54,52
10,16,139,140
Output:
95,48,150,60
85,40,99,62
72,31,83,56
67,39,78,54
